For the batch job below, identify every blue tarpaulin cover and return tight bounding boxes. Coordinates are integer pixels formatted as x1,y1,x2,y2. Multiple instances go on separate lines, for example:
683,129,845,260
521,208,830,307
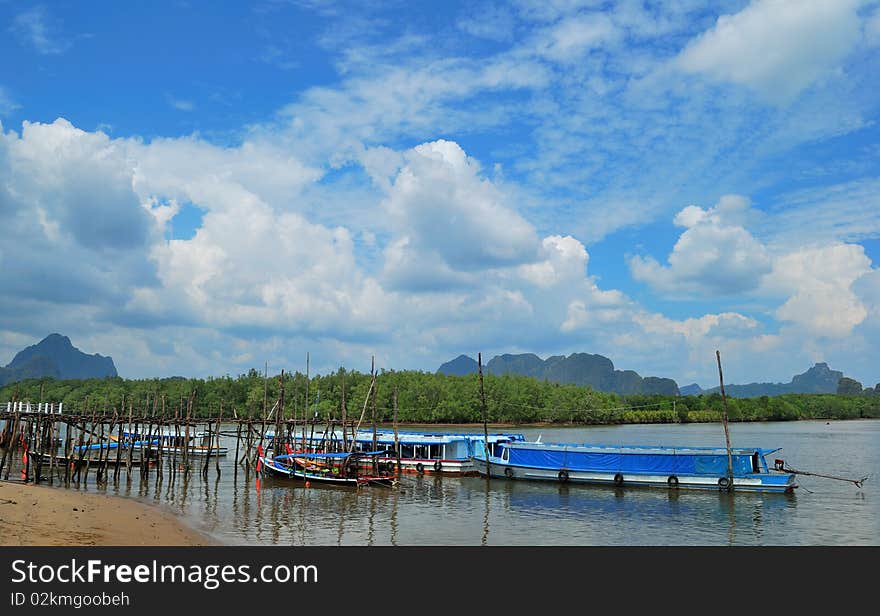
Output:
507,446,755,475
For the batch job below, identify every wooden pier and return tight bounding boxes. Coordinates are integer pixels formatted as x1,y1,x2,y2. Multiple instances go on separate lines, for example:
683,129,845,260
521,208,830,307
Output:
0,397,368,488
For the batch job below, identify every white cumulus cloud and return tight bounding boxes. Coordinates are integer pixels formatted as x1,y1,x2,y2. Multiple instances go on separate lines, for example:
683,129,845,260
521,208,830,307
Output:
381,139,541,290
676,0,864,103
628,195,772,296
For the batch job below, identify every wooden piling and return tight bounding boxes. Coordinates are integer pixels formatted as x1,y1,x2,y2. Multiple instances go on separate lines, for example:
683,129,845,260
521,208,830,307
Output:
478,352,490,476
393,385,401,475
716,350,735,492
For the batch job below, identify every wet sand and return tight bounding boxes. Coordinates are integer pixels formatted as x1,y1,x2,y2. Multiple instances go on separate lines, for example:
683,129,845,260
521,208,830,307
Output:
0,480,213,546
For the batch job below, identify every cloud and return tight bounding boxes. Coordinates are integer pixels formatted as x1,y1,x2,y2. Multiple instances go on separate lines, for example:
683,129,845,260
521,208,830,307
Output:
273,53,551,164
5,119,152,252
628,195,772,296
628,192,878,339
763,178,880,248
0,88,19,117
764,243,872,336
636,311,760,342
166,95,195,112
457,3,517,42
676,0,864,103
868,7,880,45
9,5,71,55
380,139,541,289
532,12,619,62
0,119,158,310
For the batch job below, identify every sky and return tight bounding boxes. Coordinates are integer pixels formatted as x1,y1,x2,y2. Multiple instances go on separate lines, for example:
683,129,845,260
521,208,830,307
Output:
1,0,879,389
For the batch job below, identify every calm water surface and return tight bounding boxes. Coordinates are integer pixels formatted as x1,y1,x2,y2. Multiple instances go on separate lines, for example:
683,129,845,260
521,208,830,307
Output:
74,420,879,545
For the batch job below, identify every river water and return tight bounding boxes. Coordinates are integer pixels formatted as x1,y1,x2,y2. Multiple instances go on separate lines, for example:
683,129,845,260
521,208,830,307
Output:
57,419,880,545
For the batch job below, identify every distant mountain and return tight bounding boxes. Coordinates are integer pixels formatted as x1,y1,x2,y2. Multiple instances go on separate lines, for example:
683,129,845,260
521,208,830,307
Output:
0,334,117,386
437,352,679,395
682,363,845,398
436,354,480,376
679,383,704,396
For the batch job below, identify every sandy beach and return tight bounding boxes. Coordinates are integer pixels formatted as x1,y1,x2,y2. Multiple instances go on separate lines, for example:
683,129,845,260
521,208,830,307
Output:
0,480,212,546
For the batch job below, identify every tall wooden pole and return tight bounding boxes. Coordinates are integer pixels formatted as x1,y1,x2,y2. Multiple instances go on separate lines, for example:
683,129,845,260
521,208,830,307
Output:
370,357,378,458
392,385,401,475
304,353,309,453
478,352,490,476
716,350,734,492
341,371,348,452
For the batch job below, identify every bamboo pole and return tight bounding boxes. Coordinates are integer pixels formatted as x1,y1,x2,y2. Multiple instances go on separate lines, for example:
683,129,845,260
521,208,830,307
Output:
478,352,490,478
349,372,376,454
341,372,348,452
370,357,378,473
393,385,401,475
215,404,223,476
716,350,734,492
126,402,134,481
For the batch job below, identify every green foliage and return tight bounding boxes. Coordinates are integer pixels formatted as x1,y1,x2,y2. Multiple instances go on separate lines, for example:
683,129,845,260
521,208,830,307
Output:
2,369,879,424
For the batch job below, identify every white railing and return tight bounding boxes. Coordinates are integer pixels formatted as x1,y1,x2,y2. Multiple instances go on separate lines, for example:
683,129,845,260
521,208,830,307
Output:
3,401,63,414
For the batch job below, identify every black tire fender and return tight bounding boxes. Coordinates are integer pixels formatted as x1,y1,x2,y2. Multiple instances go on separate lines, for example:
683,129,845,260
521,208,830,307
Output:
613,473,624,486
433,460,443,472
504,467,514,479
415,462,425,474
558,470,569,483
668,475,679,488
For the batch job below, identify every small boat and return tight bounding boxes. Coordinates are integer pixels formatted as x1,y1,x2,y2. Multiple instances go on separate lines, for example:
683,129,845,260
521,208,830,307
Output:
265,429,525,475
258,450,396,487
120,430,228,456
472,441,797,493
28,450,148,467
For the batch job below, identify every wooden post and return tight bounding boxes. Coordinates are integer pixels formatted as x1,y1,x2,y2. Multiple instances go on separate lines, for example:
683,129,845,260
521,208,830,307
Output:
63,418,72,486
393,385,401,475
370,357,378,473
716,350,734,492
350,371,376,454
304,354,310,453
478,352,490,478
341,371,348,452
113,414,123,483
234,419,241,477
216,404,223,476
277,370,285,455
126,402,134,480
183,393,193,475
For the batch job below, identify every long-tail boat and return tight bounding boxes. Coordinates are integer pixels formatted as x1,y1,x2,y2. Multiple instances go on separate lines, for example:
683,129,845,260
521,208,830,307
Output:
472,441,797,493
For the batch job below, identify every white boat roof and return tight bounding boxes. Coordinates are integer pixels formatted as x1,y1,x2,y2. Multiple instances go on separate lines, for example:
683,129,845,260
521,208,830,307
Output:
264,429,523,445
504,442,775,456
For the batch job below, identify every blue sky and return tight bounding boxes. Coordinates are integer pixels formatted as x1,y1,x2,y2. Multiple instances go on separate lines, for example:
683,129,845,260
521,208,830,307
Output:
1,0,879,389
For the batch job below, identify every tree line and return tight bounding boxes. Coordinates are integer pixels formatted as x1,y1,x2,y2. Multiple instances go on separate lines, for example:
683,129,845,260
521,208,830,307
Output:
2,368,879,424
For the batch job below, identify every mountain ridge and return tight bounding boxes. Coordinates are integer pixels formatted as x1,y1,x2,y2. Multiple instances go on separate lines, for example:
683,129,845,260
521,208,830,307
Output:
0,334,117,386
438,352,679,395
682,362,845,398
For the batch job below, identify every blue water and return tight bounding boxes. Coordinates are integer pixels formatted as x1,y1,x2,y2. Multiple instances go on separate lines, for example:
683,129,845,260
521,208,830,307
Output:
64,420,880,545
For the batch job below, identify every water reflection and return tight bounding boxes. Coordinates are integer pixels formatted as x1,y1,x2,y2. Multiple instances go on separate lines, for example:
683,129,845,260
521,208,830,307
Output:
7,419,876,545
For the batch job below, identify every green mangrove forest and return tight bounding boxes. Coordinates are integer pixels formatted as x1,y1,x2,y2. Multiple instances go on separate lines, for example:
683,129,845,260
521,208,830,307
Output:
3,368,880,424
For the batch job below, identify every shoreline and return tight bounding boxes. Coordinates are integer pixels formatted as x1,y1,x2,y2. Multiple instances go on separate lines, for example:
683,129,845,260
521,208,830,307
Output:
0,480,215,546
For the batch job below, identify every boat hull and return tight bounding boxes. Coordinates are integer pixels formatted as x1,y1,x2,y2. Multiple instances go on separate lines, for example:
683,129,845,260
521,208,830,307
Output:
472,458,797,493
355,456,477,475
259,456,395,487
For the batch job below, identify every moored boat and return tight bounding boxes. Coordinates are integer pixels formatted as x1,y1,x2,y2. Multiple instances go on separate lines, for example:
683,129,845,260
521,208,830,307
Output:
265,428,525,475
120,430,228,456
258,450,396,487
472,441,797,493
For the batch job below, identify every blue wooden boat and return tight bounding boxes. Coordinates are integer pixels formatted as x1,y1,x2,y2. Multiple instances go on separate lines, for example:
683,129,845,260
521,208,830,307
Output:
471,441,797,493
265,429,525,475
